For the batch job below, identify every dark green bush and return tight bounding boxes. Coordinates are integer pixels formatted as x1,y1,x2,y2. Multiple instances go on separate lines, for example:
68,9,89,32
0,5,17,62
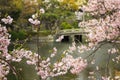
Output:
9,30,28,41
72,21,78,28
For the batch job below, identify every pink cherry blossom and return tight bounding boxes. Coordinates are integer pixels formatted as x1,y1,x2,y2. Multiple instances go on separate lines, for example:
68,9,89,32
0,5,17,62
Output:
0,60,10,80
69,42,76,53
108,48,118,54
1,16,13,24
40,8,45,14
0,25,10,56
79,0,120,49
70,57,87,74
50,47,57,57
28,18,40,25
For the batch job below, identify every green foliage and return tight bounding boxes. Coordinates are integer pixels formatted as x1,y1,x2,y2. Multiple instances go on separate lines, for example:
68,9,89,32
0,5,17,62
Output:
72,21,78,28
37,0,78,31
40,13,58,22
60,22,72,29
12,0,23,10
10,30,28,41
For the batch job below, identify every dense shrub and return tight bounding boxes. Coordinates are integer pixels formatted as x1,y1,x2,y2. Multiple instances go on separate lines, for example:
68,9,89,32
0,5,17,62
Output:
9,30,28,41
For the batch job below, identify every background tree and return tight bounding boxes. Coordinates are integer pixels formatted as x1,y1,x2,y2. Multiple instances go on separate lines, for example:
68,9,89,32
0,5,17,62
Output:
36,0,87,34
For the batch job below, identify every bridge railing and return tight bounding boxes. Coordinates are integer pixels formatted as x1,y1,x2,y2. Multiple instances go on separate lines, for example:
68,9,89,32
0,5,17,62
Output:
56,28,88,35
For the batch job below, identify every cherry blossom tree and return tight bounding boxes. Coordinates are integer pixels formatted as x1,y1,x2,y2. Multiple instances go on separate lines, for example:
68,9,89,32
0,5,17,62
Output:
77,0,120,79
81,0,120,44
1,0,120,80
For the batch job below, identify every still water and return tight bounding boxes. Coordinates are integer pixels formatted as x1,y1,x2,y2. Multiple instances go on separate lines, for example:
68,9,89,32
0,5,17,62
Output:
14,41,120,80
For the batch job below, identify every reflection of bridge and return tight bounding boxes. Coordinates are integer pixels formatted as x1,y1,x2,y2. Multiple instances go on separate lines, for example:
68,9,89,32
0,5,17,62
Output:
55,28,88,42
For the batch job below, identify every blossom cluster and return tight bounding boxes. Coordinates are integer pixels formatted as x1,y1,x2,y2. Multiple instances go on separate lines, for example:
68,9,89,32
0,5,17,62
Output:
0,60,10,80
68,42,76,53
0,25,10,80
0,16,13,80
50,47,57,57
0,25,10,56
28,18,40,26
79,19,120,46
28,8,45,26
108,48,119,54
28,48,87,79
63,55,87,74
8,49,85,80
8,46,87,80
76,0,120,79
83,0,120,15
1,16,13,24
78,0,120,48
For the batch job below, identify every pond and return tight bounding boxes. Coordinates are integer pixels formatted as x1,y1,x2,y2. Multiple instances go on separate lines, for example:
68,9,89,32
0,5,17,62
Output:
8,39,120,80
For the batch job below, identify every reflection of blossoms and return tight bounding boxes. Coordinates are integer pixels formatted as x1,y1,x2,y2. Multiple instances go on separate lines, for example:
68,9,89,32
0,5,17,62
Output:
1,16,13,24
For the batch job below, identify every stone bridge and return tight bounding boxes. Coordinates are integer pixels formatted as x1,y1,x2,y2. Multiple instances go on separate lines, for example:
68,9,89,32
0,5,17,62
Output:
55,28,88,42
30,28,88,43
